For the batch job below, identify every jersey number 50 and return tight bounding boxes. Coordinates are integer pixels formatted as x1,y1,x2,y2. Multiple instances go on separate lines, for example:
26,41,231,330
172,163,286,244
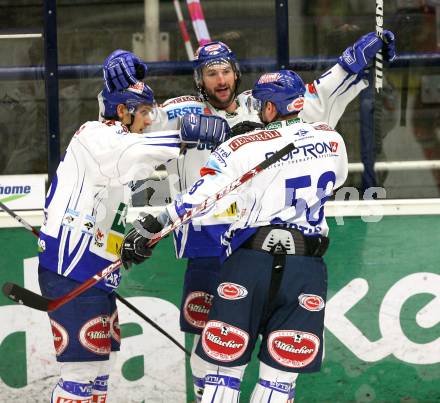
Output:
285,171,336,226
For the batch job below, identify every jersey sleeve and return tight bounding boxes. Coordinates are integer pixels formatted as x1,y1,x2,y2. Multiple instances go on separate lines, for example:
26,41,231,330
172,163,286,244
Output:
333,132,349,189
300,63,368,128
77,123,181,185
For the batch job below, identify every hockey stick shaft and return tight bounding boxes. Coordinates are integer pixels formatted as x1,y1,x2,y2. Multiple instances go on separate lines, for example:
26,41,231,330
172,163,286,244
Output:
0,201,190,355
115,293,190,356
3,142,296,312
0,201,40,237
375,0,384,92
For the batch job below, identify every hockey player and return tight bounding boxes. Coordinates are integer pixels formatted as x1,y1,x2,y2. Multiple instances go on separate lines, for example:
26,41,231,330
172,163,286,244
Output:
104,30,395,401
37,81,230,403
121,69,348,402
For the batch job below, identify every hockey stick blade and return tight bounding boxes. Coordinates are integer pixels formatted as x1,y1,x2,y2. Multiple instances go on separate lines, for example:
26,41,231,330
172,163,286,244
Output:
2,142,295,312
2,282,50,311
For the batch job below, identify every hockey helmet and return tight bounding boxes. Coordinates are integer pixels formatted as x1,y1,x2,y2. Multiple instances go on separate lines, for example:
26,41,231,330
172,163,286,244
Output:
193,41,241,92
101,81,155,118
252,70,306,116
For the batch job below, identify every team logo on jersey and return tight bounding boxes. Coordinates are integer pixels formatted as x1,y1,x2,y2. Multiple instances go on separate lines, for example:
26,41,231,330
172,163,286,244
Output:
268,330,320,368
184,291,214,329
104,270,121,288
265,140,339,162
213,202,237,218
62,208,79,229
94,228,104,247
229,130,281,151
286,117,301,126
202,320,249,362
266,121,282,130
50,319,69,356
212,147,231,167
166,106,203,120
217,282,248,300
294,128,309,137
81,214,96,236
110,309,121,344
329,141,339,152
287,97,304,112
79,315,111,355
298,293,325,311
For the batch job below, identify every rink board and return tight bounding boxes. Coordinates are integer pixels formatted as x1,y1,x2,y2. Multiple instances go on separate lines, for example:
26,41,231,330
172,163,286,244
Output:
0,215,439,402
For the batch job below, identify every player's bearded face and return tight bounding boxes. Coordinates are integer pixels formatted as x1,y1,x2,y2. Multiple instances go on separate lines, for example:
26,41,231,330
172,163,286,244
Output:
202,63,237,109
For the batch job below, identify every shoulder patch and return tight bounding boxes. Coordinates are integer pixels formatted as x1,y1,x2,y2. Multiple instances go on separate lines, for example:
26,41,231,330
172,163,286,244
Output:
266,121,282,130
229,130,282,151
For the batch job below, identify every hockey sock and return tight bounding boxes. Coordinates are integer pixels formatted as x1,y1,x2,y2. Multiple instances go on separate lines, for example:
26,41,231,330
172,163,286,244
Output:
92,375,109,402
51,379,93,403
249,362,298,403
51,361,101,403
92,351,117,402
201,364,246,403
191,335,206,402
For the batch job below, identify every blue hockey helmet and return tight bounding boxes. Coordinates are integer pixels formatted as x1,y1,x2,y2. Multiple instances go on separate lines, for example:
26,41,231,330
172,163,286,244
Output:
193,41,241,92
252,70,306,116
100,81,155,118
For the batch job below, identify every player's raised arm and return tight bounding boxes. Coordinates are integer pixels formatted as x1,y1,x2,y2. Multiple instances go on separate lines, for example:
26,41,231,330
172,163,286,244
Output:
301,30,396,128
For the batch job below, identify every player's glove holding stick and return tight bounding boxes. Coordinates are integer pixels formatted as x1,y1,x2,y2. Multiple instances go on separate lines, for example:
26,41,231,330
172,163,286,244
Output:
120,213,164,269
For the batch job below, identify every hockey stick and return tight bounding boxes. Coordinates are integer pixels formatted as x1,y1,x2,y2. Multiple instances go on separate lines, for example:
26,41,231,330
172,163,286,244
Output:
2,142,296,312
0,200,190,356
375,0,384,92
374,0,384,157
115,293,190,356
0,201,40,237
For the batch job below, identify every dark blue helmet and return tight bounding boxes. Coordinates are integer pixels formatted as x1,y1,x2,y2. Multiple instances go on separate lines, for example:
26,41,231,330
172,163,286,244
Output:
100,81,154,118
252,70,306,116
193,41,241,93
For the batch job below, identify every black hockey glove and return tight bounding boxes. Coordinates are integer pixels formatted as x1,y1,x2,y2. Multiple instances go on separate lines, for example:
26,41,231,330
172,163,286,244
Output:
120,214,163,269
230,121,264,137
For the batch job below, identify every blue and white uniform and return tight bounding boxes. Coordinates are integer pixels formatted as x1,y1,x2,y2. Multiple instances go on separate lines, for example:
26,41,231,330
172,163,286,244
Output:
147,63,366,333
166,118,348,402
150,64,364,259
166,118,348,259
39,120,181,292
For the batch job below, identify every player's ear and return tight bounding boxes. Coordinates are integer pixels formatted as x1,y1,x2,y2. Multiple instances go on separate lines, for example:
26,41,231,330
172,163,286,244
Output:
267,101,279,121
116,104,126,120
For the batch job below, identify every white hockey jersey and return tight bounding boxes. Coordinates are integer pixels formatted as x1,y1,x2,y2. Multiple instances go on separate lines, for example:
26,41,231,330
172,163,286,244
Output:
166,118,348,260
150,63,365,258
38,120,182,292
